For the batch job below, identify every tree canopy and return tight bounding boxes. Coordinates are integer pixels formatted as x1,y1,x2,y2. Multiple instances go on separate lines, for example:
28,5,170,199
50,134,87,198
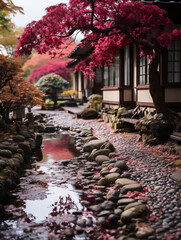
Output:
26,60,71,84
0,55,44,122
0,0,23,31
14,0,181,116
35,73,69,107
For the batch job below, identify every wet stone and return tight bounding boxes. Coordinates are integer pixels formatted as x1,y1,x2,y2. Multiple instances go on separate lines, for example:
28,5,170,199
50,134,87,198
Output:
64,228,74,237
117,198,135,206
97,210,112,217
97,216,106,224
101,200,114,210
120,183,143,194
88,204,102,212
106,189,119,201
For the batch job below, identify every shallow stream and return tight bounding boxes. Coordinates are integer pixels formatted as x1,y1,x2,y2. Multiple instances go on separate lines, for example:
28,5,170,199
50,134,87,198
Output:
0,133,86,239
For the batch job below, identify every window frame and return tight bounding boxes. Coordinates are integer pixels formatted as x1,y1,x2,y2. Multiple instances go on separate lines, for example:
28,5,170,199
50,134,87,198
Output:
103,52,120,88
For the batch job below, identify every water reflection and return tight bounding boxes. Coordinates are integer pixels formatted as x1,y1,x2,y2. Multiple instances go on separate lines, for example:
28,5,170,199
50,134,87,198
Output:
25,184,83,222
42,134,79,161
1,133,83,239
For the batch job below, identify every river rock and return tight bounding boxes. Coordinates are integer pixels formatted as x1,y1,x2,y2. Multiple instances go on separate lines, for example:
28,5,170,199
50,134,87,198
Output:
0,150,12,158
124,202,143,211
115,178,138,188
90,149,111,160
97,177,109,186
0,144,18,154
114,160,128,171
13,135,25,142
0,159,7,169
100,166,109,174
105,173,120,184
101,200,114,210
121,204,149,223
12,153,24,164
106,189,119,201
83,139,107,152
89,204,102,212
109,167,121,173
95,155,110,164
18,142,32,155
135,222,154,239
84,136,98,143
97,210,111,217
64,228,74,237
117,198,135,206
120,183,143,194
100,142,115,152
170,170,181,184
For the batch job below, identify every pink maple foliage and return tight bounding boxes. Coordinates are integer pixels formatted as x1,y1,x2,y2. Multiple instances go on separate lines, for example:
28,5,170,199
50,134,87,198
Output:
27,60,71,84
14,0,181,77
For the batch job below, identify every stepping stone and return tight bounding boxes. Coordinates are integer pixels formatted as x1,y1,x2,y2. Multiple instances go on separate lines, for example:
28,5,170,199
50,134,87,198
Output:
117,198,135,205
121,204,148,223
120,183,143,194
115,178,137,188
105,173,120,184
170,170,181,184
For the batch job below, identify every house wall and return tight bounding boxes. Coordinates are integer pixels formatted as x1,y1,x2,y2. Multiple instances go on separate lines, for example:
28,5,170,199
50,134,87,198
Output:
103,90,120,104
137,89,153,103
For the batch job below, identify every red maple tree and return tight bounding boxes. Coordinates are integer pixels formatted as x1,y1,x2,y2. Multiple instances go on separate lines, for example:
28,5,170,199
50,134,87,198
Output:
27,60,71,84
15,0,181,116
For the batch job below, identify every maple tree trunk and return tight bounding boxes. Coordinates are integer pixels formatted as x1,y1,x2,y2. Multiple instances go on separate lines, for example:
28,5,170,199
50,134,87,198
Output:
149,48,170,118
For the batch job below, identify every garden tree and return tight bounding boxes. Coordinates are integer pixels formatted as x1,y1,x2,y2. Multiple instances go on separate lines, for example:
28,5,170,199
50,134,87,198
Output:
0,74,45,122
0,23,24,57
27,60,71,85
22,38,76,80
15,0,181,117
35,73,69,108
0,0,23,31
0,54,22,90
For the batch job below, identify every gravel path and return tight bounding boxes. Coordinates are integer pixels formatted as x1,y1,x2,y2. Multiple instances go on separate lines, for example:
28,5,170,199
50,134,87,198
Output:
36,109,181,240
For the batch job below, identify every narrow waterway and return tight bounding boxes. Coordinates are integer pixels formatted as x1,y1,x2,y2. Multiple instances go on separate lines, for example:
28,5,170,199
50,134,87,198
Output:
0,133,85,240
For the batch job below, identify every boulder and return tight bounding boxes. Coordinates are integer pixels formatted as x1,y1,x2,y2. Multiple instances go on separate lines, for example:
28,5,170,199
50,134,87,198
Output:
100,142,115,152
90,149,111,161
124,201,143,211
105,173,120,184
170,170,181,184
83,139,107,152
35,134,43,148
0,150,12,158
135,222,154,239
0,144,18,154
117,198,135,206
13,135,25,142
114,160,128,171
120,183,143,194
115,178,137,188
121,204,148,223
106,189,119,201
81,108,98,119
97,177,109,187
95,155,110,164
84,136,98,143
